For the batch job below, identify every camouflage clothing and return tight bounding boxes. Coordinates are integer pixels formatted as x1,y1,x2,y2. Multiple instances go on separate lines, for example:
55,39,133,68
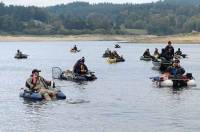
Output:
26,76,51,91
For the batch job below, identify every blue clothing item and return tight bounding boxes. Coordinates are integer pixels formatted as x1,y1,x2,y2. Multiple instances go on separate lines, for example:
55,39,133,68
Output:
171,68,177,75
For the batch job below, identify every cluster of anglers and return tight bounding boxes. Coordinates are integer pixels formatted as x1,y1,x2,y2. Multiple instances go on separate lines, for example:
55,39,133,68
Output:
141,41,187,61
141,41,196,88
20,41,196,102
21,46,97,101
20,44,126,101
16,45,80,60
103,47,125,63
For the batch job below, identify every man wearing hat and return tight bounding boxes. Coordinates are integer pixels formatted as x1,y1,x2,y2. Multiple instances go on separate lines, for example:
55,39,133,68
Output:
167,60,185,77
26,69,57,101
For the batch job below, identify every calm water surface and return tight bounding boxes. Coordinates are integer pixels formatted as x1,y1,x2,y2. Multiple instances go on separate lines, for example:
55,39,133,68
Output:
0,41,200,132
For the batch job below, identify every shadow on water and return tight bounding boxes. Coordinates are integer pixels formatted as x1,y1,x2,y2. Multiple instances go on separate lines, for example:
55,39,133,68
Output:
71,81,89,89
23,99,48,106
66,98,90,104
159,86,199,94
152,83,194,94
22,97,90,105
170,87,186,94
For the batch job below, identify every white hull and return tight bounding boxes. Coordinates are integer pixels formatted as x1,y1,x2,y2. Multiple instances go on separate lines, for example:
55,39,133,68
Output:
155,79,196,87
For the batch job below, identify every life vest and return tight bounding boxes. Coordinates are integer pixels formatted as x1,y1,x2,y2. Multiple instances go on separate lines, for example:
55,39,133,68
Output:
80,65,86,73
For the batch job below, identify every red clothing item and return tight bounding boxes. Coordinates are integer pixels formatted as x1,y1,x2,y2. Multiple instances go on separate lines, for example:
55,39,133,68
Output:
32,74,38,85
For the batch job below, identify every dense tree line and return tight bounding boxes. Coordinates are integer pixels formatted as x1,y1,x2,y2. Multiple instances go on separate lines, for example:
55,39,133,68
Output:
0,0,200,35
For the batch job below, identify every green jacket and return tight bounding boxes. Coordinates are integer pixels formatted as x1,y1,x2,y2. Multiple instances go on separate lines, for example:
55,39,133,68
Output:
26,76,51,91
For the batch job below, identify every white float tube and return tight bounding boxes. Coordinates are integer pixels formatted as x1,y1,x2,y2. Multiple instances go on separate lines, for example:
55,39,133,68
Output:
160,79,173,87
187,79,196,86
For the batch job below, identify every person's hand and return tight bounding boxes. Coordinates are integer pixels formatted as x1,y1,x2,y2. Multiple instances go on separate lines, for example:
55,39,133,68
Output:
32,74,37,84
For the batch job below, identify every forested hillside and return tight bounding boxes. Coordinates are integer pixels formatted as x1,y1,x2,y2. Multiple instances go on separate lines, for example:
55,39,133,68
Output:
0,0,200,35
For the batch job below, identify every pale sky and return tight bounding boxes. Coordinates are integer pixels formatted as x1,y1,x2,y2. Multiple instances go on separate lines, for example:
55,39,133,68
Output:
0,0,159,7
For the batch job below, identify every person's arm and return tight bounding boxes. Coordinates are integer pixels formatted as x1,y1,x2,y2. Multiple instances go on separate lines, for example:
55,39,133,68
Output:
143,51,146,56
26,77,38,91
180,68,185,75
26,78,35,90
176,67,185,75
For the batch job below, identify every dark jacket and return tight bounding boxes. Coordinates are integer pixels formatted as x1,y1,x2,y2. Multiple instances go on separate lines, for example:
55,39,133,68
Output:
73,60,88,75
143,50,151,57
73,46,77,51
167,66,185,76
175,50,182,55
164,50,174,61
165,45,174,57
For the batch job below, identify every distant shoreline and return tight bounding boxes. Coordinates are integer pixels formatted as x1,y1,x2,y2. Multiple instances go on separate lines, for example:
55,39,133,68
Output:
0,34,200,44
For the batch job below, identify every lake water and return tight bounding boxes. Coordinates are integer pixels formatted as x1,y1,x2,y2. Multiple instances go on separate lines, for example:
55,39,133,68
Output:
0,41,200,132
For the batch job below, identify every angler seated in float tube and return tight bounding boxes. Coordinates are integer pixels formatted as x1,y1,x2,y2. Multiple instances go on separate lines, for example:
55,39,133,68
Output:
25,69,58,101
73,57,88,75
154,60,196,87
143,48,152,58
166,59,185,77
15,49,28,59
159,59,185,80
71,45,80,52
103,48,112,58
151,48,160,61
73,45,78,51
175,48,182,56
17,49,22,56
174,48,187,58
58,57,97,81
108,51,125,62
153,48,160,59
112,50,121,59
71,45,78,51
115,44,120,48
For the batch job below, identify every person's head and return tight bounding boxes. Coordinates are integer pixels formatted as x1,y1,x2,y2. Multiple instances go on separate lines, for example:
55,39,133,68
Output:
174,59,180,67
174,62,180,67
17,49,20,52
32,69,41,76
175,58,180,63
147,49,149,51
178,48,180,51
155,48,158,51
168,41,172,45
80,57,85,63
